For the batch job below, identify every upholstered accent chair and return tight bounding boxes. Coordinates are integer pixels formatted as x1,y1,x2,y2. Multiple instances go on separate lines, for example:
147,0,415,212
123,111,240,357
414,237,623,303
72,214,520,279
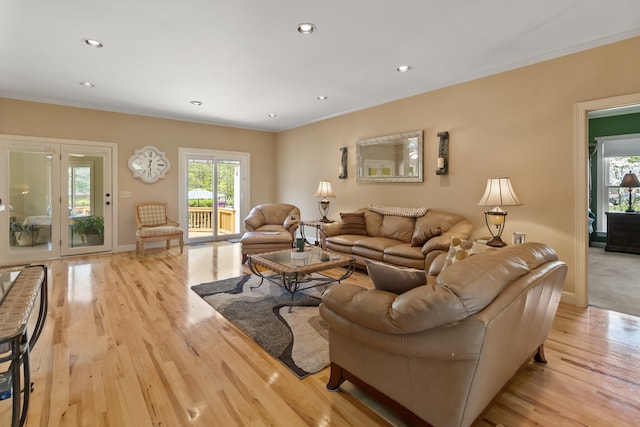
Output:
240,203,300,263
134,202,184,258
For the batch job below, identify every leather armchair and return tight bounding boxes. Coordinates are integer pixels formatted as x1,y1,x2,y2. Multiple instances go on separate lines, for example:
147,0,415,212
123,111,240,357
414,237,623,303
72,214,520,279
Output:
240,203,300,262
320,242,567,427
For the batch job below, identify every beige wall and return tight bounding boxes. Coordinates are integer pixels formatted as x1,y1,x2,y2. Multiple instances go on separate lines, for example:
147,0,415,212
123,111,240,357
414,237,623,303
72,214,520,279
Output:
276,36,640,300
0,99,277,246
2,36,640,300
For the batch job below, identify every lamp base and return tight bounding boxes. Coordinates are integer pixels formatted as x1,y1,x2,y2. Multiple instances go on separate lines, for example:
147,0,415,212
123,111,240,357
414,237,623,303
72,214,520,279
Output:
318,216,333,223
486,236,507,247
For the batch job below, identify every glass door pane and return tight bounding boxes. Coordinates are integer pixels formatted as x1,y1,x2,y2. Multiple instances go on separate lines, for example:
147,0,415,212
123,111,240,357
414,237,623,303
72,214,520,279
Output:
61,145,112,256
187,158,215,241
216,159,240,236
0,141,58,265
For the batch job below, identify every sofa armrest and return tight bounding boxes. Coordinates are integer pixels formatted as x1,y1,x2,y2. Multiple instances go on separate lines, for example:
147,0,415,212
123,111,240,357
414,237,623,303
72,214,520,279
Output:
422,219,472,254
321,282,468,335
244,209,265,231
283,214,300,231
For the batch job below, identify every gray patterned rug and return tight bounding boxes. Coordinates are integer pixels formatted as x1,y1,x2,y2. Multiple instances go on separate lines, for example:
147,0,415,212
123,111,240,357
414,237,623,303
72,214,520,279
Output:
191,274,330,378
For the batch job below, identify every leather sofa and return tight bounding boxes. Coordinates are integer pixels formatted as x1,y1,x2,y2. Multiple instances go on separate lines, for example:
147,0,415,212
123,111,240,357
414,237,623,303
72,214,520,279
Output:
320,242,567,427
240,203,300,263
319,206,472,271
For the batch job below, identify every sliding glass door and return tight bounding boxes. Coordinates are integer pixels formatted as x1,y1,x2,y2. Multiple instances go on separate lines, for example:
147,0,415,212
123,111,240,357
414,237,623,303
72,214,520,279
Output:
179,148,249,244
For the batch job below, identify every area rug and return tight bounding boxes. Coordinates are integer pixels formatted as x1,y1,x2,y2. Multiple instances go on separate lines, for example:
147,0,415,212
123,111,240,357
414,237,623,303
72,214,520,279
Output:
191,274,330,378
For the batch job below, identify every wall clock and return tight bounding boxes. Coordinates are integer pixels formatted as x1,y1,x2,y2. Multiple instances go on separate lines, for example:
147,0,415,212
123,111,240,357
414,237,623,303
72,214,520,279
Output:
128,145,170,183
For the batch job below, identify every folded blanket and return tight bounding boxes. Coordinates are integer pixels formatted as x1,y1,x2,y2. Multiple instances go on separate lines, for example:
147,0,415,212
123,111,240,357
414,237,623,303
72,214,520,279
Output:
368,203,429,217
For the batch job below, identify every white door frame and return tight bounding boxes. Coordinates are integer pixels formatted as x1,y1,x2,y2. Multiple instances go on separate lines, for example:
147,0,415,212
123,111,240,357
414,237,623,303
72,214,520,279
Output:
178,147,250,243
0,134,118,266
573,92,640,307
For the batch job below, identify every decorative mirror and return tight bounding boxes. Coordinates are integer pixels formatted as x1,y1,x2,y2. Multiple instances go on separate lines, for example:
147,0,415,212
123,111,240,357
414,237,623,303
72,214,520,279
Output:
356,130,423,182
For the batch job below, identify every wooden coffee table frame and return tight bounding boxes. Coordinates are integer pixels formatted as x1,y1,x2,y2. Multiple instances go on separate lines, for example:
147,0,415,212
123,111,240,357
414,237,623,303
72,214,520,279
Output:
247,248,355,311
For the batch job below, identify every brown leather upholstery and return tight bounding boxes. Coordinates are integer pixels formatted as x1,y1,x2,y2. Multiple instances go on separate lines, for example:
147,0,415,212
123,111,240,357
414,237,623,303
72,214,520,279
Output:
240,203,300,262
320,242,567,427
320,208,472,271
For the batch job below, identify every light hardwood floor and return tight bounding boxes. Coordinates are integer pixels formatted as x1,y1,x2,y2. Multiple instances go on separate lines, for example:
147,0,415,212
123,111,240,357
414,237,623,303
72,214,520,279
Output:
2,241,639,426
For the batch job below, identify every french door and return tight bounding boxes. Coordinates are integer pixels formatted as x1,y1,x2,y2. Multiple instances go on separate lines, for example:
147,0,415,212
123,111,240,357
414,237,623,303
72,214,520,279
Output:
178,148,249,243
0,135,115,266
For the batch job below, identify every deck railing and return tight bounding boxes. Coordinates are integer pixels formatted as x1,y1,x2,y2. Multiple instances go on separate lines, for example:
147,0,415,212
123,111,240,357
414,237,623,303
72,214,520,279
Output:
188,207,236,235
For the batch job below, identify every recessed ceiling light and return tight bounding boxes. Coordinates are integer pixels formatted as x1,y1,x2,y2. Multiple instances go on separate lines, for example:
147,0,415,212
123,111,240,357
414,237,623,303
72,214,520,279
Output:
82,38,103,48
267,113,278,118
297,23,316,35
190,100,203,106
396,65,411,73
317,96,328,100
79,81,95,88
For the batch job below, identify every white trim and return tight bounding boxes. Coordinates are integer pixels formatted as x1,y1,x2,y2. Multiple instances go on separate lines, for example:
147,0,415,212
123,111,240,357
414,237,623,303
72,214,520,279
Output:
573,93,640,307
178,147,250,243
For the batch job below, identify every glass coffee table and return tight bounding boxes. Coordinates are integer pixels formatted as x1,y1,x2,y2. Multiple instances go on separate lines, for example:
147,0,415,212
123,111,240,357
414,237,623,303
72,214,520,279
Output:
247,247,355,310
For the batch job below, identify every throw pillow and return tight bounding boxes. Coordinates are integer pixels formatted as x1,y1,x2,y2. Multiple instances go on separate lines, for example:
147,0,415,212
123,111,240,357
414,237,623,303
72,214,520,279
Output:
442,237,492,270
411,226,443,246
340,212,367,235
365,259,426,294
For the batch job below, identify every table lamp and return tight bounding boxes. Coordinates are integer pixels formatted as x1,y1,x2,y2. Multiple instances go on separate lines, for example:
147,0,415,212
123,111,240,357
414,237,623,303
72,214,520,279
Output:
315,180,335,222
477,177,522,247
620,171,640,212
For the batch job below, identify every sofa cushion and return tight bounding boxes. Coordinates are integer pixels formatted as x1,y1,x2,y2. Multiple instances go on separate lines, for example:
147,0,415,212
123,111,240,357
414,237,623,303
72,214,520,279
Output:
365,259,426,294
383,243,425,260
442,237,492,270
411,225,442,247
353,236,402,252
379,215,415,242
340,212,367,235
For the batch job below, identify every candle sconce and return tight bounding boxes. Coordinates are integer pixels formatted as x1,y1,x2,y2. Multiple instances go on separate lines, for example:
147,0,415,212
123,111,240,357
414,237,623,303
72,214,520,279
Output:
339,147,348,179
436,131,449,175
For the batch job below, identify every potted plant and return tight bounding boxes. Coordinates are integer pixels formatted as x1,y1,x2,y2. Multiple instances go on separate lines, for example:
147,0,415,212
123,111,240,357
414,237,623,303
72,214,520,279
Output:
72,216,104,245
10,222,40,246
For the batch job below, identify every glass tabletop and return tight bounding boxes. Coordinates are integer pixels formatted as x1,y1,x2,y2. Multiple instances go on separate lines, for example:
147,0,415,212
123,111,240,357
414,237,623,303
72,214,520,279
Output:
260,247,341,269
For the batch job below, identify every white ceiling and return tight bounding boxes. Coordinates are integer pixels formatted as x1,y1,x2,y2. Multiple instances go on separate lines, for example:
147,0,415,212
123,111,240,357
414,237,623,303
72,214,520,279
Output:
2,0,640,132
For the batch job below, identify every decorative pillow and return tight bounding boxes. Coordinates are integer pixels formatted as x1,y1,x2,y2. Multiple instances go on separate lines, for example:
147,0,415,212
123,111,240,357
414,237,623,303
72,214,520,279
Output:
340,212,367,235
365,259,426,294
442,237,492,270
411,226,442,246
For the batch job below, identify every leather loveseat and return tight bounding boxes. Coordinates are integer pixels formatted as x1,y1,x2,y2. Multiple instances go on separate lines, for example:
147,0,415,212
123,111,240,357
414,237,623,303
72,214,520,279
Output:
319,205,472,271
240,203,300,263
320,242,567,427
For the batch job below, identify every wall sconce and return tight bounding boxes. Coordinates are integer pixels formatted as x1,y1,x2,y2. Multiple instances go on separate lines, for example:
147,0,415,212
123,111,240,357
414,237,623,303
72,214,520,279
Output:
436,131,449,175
339,147,347,179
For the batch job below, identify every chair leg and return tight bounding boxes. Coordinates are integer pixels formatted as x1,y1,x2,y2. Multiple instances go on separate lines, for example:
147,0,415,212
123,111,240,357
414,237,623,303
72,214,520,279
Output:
179,237,184,253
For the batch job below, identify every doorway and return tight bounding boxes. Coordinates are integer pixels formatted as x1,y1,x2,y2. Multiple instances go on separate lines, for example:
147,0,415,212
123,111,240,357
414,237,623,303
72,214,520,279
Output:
178,148,249,244
574,93,640,308
0,135,116,266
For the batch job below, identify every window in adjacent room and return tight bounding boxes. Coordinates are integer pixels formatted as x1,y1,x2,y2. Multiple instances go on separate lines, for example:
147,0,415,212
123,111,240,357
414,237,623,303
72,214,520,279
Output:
595,134,640,231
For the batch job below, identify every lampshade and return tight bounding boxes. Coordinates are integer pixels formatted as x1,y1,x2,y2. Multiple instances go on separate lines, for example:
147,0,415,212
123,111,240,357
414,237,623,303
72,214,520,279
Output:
477,177,523,207
620,172,640,188
620,172,640,212
315,180,336,200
